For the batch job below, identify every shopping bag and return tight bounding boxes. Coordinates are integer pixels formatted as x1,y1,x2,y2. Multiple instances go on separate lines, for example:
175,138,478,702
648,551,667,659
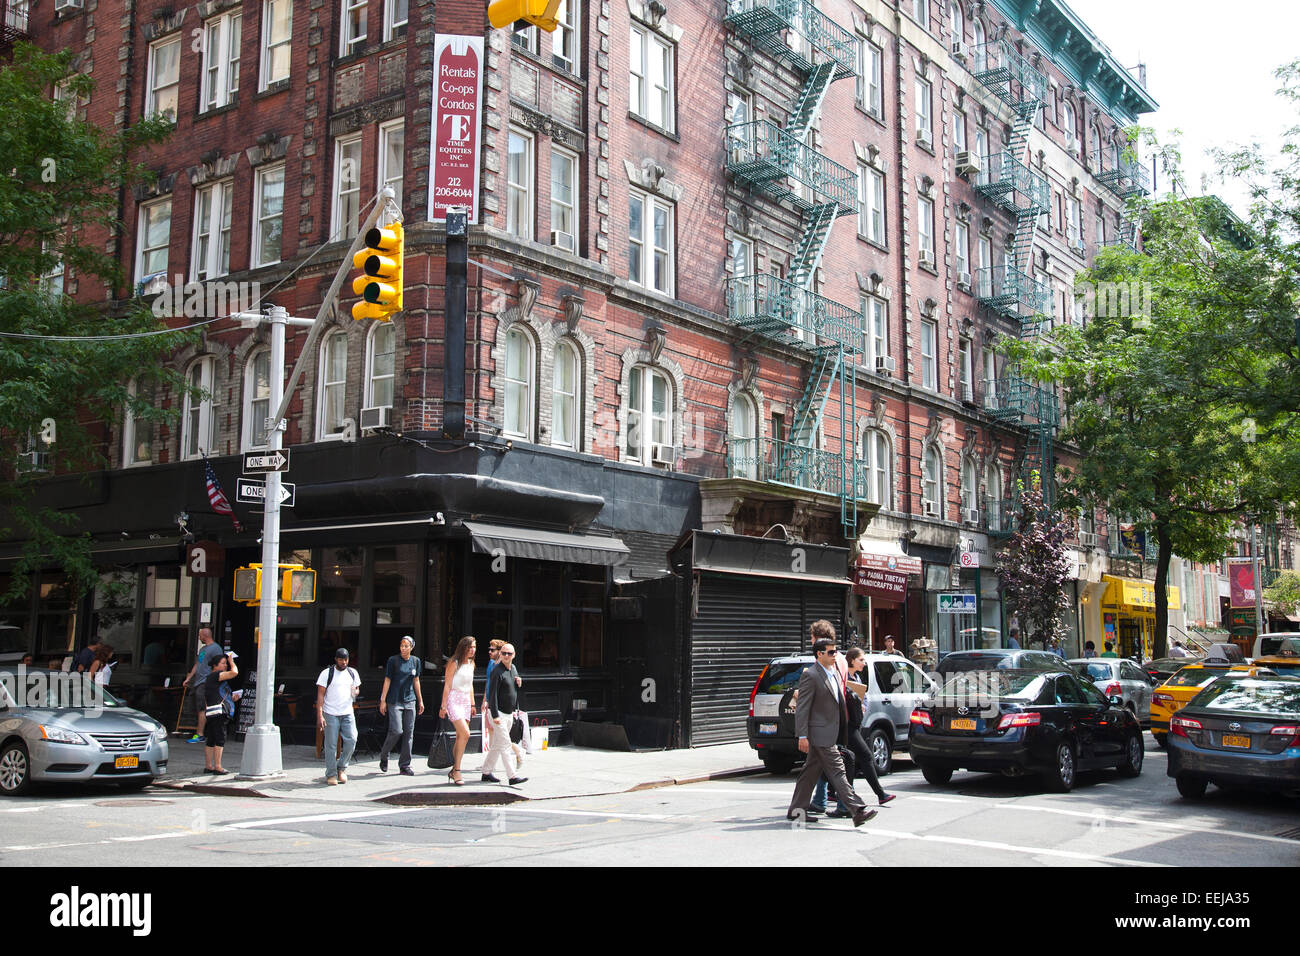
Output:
426,719,455,769
509,709,525,744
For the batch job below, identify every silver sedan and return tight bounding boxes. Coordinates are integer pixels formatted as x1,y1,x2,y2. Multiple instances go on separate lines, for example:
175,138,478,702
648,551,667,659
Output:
0,669,168,795
1069,658,1154,724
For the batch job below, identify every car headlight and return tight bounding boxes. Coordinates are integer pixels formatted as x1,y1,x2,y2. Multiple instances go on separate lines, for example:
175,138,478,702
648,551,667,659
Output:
39,725,89,745
152,725,168,743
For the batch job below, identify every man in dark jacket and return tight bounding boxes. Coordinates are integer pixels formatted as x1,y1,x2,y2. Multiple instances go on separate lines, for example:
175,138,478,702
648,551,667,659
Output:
482,643,527,786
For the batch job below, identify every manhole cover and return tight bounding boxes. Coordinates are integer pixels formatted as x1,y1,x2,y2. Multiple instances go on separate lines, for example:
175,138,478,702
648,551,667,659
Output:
94,799,173,808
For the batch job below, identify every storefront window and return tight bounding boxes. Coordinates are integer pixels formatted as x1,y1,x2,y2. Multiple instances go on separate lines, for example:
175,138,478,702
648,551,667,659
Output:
371,543,419,666
92,569,139,666
35,574,77,658
319,546,362,666
0,574,31,659
141,564,192,669
571,567,604,669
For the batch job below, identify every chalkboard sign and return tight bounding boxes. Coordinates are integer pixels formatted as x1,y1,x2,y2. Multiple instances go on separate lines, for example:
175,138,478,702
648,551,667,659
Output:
237,670,257,734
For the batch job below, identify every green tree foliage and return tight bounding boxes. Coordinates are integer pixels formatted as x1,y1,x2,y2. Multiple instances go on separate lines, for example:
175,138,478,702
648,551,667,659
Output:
995,475,1072,650
0,44,192,602
1264,571,1300,616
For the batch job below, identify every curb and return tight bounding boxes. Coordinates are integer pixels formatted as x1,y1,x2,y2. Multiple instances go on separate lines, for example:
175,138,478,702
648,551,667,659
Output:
378,789,527,807
628,764,766,792
156,781,272,798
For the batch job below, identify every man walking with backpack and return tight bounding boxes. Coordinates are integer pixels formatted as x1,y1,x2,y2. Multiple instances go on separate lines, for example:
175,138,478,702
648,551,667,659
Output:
316,647,361,785
377,635,424,776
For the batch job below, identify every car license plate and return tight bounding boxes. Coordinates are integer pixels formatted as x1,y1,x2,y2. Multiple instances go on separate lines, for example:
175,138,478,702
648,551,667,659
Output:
950,718,977,731
1221,734,1251,749
758,723,778,735
114,756,139,769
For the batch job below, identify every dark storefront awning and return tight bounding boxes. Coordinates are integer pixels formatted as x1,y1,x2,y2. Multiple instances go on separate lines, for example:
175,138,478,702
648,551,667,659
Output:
463,521,629,567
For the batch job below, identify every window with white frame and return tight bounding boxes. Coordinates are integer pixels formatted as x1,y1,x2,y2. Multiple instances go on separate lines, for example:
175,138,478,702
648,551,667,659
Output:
384,0,407,42
961,456,978,520
1066,196,1082,247
39,241,64,297
626,364,671,465
955,220,970,283
552,338,580,449
859,165,885,245
985,461,1003,526
192,180,233,281
918,196,935,265
503,326,535,441
181,357,216,460
629,23,674,132
252,163,285,267
862,428,891,506
915,76,932,145
628,188,674,295
984,347,997,403
136,198,171,282
366,322,396,409
123,378,156,467
863,41,883,118
550,146,578,252
949,1,963,41
146,36,180,121
1090,124,1102,167
507,128,534,241
341,0,366,56
921,318,937,390
922,446,942,516
1062,99,1077,152
974,125,989,176
730,236,754,319
977,233,992,295
511,20,540,54
551,0,578,73
243,348,271,450
730,392,757,479
864,296,887,368
261,0,293,88
379,121,405,211
317,331,348,440
333,135,362,241
953,109,967,154
958,337,973,402
912,0,929,29
201,12,241,113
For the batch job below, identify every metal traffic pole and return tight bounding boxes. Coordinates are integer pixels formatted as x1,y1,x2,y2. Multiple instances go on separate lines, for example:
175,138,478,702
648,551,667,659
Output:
1251,523,1266,642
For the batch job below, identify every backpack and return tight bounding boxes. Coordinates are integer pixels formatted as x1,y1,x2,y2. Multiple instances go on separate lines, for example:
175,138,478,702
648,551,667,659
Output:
325,666,360,690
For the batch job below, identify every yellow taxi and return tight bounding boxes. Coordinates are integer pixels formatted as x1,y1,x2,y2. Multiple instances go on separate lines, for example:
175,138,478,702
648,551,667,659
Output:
1150,663,1275,747
1252,636,1300,677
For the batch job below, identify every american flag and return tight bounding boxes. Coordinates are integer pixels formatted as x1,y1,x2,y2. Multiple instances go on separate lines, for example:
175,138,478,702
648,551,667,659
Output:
203,457,243,532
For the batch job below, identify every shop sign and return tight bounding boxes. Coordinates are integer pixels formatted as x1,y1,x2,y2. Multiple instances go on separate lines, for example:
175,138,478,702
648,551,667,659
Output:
1227,558,1256,608
853,550,922,600
429,35,485,224
938,593,977,614
186,541,225,578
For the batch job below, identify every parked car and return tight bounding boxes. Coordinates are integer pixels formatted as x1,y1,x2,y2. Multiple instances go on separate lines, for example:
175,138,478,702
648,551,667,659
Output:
1252,632,1300,660
747,653,937,776
1167,673,1300,799
908,669,1145,792
1149,663,1277,748
1142,655,1206,685
936,648,1064,678
0,669,168,795
1251,637,1300,677
1068,658,1154,724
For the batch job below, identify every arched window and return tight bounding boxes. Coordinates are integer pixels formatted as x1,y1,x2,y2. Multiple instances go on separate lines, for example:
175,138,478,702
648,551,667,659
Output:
972,18,986,68
317,331,348,440
1090,125,1103,167
985,462,1004,530
366,322,396,410
1062,99,1077,153
961,457,979,523
123,378,156,467
243,348,271,450
861,428,891,507
949,2,964,42
627,364,672,465
552,338,580,449
730,392,757,479
922,446,943,518
503,326,535,441
181,357,215,460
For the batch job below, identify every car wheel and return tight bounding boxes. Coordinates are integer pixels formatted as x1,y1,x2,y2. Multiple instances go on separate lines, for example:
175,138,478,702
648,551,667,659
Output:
867,727,892,777
1176,773,1208,800
919,764,953,786
1152,732,1168,749
0,740,32,796
762,755,795,776
1047,741,1077,793
1117,733,1144,778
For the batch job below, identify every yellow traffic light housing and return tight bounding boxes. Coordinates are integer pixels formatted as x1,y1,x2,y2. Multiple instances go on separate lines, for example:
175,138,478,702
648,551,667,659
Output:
233,566,261,603
351,222,404,321
488,0,561,31
233,564,318,607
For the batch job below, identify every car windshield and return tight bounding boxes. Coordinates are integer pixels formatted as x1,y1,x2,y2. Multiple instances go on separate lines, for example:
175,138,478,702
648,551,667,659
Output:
1258,636,1299,657
1071,662,1113,682
756,662,809,696
0,671,123,709
1261,638,1300,658
1163,668,1223,688
937,671,1049,703
1187,678,1300,717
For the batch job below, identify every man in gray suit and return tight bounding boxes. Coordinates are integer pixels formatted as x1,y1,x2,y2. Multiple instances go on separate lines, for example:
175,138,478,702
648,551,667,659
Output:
786,637,878,827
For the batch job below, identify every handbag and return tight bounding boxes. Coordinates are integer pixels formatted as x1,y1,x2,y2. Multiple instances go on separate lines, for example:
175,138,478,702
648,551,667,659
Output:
426,718,455,769
509,712,525,744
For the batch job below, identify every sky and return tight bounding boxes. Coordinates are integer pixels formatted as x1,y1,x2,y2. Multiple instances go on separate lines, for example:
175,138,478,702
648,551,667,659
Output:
1063,0,1296,218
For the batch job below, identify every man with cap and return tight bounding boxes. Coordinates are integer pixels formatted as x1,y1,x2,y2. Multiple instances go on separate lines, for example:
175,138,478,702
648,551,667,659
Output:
316,647,361,785
378,635,425,776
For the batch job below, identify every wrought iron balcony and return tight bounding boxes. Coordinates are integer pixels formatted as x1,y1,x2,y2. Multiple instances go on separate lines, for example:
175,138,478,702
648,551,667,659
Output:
986,375,1059,428
975,266,1053,322
724,0,857,80
984,496,1018,537
971,40,1048,108
974,151,1050,214
726,273,863,351
1089,151,1151,199
2,0,31,45
726,121,857,215
727,436,855,498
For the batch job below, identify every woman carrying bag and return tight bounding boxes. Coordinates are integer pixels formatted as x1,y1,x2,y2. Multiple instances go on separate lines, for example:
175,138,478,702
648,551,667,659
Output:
437,637,476,785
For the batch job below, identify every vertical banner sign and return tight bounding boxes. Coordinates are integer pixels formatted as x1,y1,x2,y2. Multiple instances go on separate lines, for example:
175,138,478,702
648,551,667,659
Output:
1227,557,1256,608
430,35,484,224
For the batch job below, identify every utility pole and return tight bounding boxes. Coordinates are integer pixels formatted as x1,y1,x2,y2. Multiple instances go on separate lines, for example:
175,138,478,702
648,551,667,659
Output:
1251,523,1266,640
443,207,467,440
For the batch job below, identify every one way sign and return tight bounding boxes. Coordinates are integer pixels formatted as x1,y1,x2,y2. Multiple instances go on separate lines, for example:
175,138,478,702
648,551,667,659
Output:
236,478,295,507
243,449,290,473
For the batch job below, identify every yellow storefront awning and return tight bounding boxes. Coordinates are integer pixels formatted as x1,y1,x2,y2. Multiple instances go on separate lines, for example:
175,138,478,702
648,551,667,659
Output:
1102,575,1180,611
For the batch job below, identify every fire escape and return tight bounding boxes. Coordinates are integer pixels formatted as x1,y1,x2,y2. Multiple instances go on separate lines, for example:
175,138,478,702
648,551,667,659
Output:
970,39,1058,534
722,0,862,536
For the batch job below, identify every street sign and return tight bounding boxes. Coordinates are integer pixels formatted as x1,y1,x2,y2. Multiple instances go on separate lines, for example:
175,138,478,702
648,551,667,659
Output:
236,478,295,507
938,593,977,614
242,449,291,473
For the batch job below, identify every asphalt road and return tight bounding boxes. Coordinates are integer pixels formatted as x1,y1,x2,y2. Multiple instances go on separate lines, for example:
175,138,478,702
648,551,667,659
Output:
1,743,1297,868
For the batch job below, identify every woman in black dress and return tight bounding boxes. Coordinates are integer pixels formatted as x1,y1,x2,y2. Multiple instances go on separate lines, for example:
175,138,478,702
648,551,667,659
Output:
834,647,894,811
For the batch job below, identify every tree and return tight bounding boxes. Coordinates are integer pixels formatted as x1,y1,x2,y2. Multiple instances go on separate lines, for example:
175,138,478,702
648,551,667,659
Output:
0,44,191,602
1264,571,1300,618
995,475,1072,650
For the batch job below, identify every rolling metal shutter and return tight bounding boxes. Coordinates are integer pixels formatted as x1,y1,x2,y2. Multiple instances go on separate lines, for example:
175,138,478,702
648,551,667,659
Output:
688,574,846,746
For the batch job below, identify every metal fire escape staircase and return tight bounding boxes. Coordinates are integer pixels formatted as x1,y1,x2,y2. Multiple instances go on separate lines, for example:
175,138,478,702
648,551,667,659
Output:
723,0,864,535
970,40,1059,531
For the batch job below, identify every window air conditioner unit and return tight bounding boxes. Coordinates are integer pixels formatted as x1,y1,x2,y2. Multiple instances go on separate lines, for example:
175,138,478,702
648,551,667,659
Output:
550,230,574,252
55,0,83,11
1070,237,1086,253
955,151,981,178
874,355,896,376
650,443,675,468
966,508,981,525
359,405,391,431
1064,134,1079,157
951,41,968,61
916,129,933,148
922,500,940,518
958,270,972,288
918,251,935,270
1079,531,1098,548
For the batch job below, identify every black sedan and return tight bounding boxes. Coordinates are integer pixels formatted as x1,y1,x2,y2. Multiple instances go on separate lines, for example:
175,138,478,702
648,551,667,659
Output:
1166,674,1300,799
909,670,1144,792
1142,655,1205,685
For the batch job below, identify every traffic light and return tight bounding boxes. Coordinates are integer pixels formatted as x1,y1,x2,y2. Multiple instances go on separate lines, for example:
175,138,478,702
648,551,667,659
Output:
488,0,562,31
351,221,404,321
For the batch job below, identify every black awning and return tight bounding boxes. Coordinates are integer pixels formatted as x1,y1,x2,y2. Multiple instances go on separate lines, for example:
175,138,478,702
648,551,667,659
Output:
462,521,630,567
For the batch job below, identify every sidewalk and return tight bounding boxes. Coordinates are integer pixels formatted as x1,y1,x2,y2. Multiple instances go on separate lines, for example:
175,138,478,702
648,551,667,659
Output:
156,735,764,805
